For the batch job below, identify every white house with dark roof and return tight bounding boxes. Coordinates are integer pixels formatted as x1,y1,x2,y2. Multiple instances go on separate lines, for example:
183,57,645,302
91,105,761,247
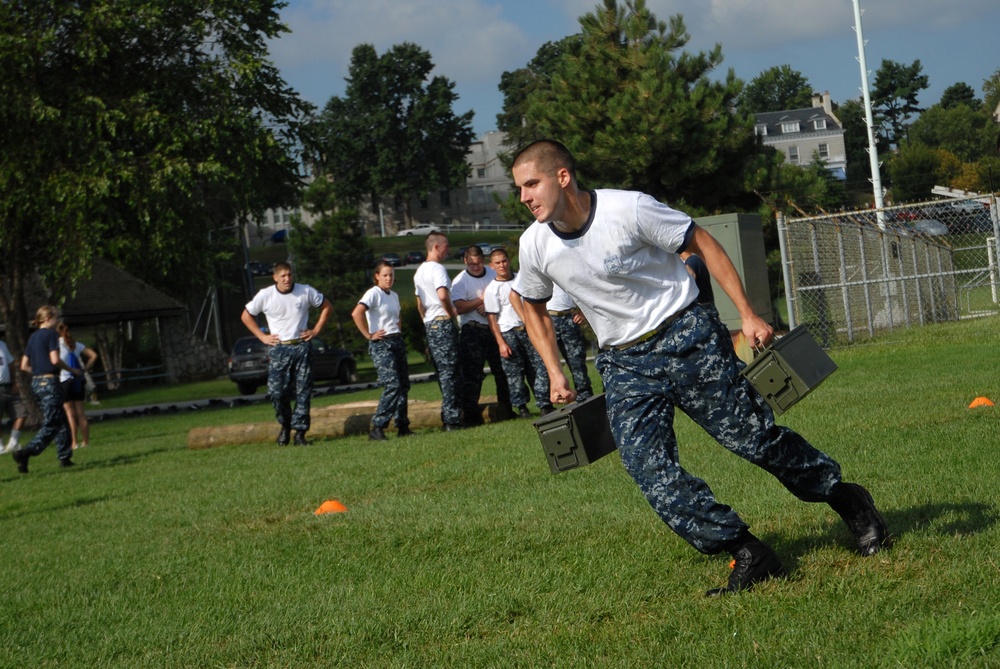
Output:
754,92,847,180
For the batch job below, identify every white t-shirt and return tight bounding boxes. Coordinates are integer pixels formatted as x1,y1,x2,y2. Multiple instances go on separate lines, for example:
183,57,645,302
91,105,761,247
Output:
413,260,452,324
483,276,523,333
358,286,401,336
59,339,86,382
451,266,497,327
516,189,697,348
244,283,325,341
0,340,13,384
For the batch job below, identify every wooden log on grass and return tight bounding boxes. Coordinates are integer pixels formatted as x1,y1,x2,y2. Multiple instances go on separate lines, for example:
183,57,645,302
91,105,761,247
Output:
187,397,515,449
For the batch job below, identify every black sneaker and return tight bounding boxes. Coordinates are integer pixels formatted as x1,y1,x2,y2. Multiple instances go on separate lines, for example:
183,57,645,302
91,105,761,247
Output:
397,426,414,438
276,426,291,447
12,449,29,474
517,405,531,419
539,406,556,416
706,539,786,597
369,426,387,441
828,482,891,556
293,431,310,446
60,459,76,469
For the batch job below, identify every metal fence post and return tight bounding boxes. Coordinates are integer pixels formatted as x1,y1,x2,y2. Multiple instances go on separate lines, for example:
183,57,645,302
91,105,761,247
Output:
837,224,853,343
776,211,796,330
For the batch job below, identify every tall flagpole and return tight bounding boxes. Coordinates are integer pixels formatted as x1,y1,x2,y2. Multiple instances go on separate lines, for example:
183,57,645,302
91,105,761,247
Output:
852,0,886,229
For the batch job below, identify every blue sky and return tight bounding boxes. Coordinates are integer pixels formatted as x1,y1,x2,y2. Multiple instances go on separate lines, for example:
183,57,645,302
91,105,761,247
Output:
269,0,1000,136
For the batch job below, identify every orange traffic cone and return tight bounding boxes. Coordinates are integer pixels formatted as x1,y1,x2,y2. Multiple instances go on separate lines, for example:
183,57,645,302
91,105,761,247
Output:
315,500,348,515
968,396,994,408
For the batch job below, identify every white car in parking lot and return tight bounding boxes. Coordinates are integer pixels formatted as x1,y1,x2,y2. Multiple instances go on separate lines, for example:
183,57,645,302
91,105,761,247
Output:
395,224,440,236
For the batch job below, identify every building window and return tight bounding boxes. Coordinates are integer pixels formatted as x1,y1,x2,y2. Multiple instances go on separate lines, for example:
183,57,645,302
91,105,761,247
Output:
477,168,486,179
419,194,428,209
394,195,404,213
788,146,799,164
818,143,829,159
755,124,767,136
439,190,450,207
814,119,827,130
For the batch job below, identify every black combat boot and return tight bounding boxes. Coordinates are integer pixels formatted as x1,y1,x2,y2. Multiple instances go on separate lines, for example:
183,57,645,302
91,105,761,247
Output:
828,482,891,556
706,534,786,597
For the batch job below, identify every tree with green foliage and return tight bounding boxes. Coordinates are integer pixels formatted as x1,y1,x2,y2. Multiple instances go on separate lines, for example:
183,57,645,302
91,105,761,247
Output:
738,65,814,114
0,0,311,362
888,145,961,202
906,102,995,163
871,59,928,148
983,69,1000,116
747,147,848,214
499,0,758,211
288,180,374,350
496,38,579,138
939,82,979,110
308,43,475,230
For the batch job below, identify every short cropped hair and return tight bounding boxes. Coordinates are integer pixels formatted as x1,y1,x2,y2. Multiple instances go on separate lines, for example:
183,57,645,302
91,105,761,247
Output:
425,232,448,252
512,139,577,180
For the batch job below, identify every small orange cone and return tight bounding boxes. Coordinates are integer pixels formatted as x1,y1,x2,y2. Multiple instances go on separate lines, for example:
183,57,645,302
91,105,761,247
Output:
315,500,348,515
968,396,994,408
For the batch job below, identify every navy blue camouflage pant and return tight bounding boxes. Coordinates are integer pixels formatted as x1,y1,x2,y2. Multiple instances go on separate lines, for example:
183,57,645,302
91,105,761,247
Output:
425,319,462,426
267,341,313,431
459,322,512,420
595,303,842,555
551,313,594,400
500,328,552,411
24,376,72,462
369,335,410,430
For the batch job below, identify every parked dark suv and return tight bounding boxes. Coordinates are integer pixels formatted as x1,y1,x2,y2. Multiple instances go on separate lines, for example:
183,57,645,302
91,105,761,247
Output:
226,336,358,396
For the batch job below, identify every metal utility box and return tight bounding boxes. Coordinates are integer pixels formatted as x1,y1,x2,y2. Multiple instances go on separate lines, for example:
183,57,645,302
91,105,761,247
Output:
534,393,617,474
694,213,773,331
740,326,837,415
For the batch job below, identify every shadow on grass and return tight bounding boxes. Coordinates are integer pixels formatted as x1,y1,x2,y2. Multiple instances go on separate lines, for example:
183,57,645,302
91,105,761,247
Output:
886,500,999,539
0,445,174,485
84,446,175,471
0,493,125,521
778,500,999,572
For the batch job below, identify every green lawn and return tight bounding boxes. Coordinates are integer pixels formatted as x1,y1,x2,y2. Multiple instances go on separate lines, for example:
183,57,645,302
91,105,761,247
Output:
3,317,999,667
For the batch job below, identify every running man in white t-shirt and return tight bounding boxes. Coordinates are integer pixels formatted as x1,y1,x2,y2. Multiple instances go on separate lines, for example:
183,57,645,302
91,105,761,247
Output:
242,261,332,446
511,140,890,597
352,260,412,441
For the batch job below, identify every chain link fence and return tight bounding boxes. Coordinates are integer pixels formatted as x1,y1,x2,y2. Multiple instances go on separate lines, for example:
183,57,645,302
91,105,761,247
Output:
778,195,1000,346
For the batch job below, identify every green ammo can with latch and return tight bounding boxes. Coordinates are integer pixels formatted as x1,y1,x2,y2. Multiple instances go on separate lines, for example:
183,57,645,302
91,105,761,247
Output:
533,393,617,474
740,325,837,415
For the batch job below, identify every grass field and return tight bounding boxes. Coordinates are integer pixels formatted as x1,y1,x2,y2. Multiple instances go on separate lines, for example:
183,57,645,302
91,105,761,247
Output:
3,317,1000,667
